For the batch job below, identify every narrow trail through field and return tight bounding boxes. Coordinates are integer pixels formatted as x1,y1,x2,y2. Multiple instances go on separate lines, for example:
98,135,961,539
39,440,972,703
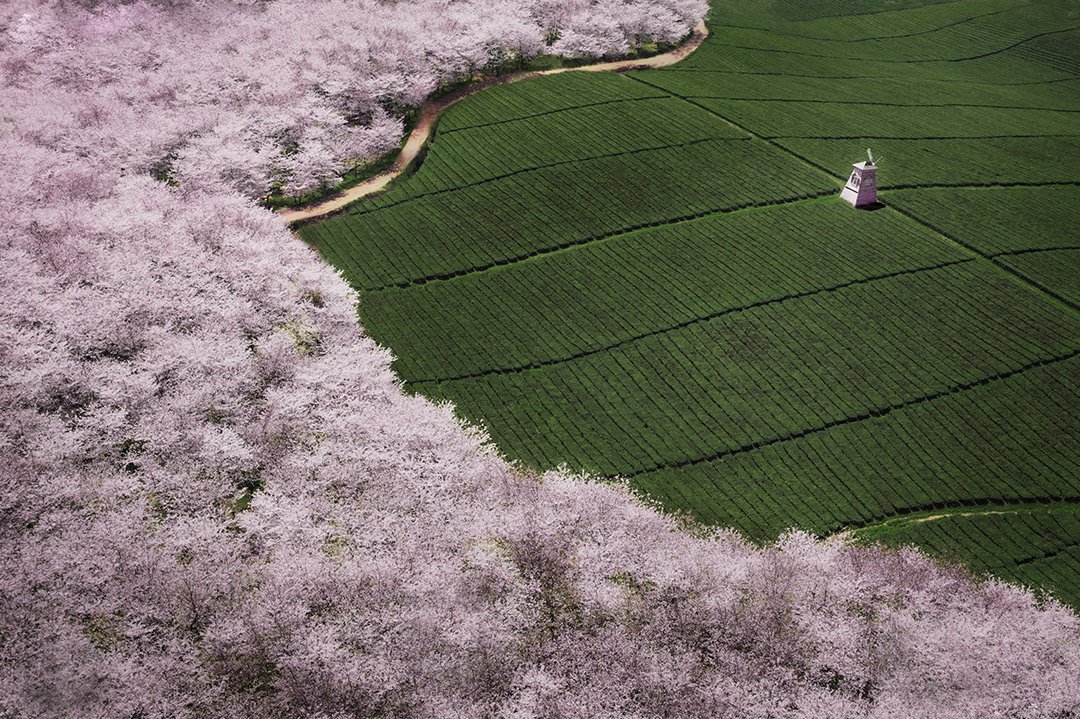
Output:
278,22,709,225
888,201,1080,313
833,498,1080,537
685,98,1080,112
438,95,669,134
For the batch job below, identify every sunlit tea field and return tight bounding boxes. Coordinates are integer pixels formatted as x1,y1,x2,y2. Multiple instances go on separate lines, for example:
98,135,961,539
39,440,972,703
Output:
299,0,1080,608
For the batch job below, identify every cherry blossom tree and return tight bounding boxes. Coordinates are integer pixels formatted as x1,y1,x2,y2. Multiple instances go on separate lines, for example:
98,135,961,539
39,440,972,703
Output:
1,1,1078,717
1,0,706,199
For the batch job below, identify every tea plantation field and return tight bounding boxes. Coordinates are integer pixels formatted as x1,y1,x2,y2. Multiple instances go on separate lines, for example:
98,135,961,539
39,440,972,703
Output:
298,0,1080,608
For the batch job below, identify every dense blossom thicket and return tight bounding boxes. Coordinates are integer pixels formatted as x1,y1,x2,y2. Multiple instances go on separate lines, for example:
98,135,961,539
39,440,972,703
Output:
1,0,706,198
2,1,1079,717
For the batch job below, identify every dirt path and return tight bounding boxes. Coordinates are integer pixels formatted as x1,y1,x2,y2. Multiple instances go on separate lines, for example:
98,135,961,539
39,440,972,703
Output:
278,21,710,225
832,498,1080,538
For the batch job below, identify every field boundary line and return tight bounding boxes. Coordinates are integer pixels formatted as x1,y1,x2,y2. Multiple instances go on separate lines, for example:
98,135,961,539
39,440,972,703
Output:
648,69,1079,86
356,190,839,293
719,6,1012,44
340,137,747,220
610,348,1080,479
406,259,976,385
888,202,1080,313
767,135,1080,141
827,498,1080,536
706,26,1080,65
888,181,1080,191
626,76,846,181
686,97,1080,113
889,181,1080,191
991,246,1080,258
1016,541,1080,566
991,261,1080,313
439,96,670,135
783,0,971,23
279,21,710,224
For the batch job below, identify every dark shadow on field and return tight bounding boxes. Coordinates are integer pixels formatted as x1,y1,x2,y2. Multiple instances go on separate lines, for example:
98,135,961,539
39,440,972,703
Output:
856,201,887,212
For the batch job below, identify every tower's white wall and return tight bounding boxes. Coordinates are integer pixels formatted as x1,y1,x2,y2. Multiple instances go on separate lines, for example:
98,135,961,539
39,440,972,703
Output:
840,164,877,207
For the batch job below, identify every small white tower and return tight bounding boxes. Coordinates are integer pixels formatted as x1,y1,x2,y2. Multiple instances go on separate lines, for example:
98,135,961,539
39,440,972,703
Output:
840,149,879,207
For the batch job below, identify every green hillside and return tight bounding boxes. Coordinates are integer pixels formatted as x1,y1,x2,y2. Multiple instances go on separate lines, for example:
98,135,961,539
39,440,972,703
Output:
298,0,1080,609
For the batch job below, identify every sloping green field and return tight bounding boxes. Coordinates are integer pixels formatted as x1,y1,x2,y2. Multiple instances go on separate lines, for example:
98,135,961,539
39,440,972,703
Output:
299,0,1080,608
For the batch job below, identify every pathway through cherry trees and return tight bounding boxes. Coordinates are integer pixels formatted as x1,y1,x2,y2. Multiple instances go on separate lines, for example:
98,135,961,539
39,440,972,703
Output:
279,21,710,224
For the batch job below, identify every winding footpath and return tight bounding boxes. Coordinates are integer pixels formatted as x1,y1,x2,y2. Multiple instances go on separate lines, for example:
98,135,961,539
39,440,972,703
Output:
279,21,710,225
833,498,1080,538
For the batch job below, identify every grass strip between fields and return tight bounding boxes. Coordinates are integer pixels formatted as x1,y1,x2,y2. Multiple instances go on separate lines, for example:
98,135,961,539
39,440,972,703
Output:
407,257,977,385
614,347,1080,479
720,6,1013,43
355,190,842,292
846,499,1080,534
668,98,1080,112
705,25,1080,65
438,95,672,135
888,202,1080,313
346,137,749,219
645,69,1080,86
